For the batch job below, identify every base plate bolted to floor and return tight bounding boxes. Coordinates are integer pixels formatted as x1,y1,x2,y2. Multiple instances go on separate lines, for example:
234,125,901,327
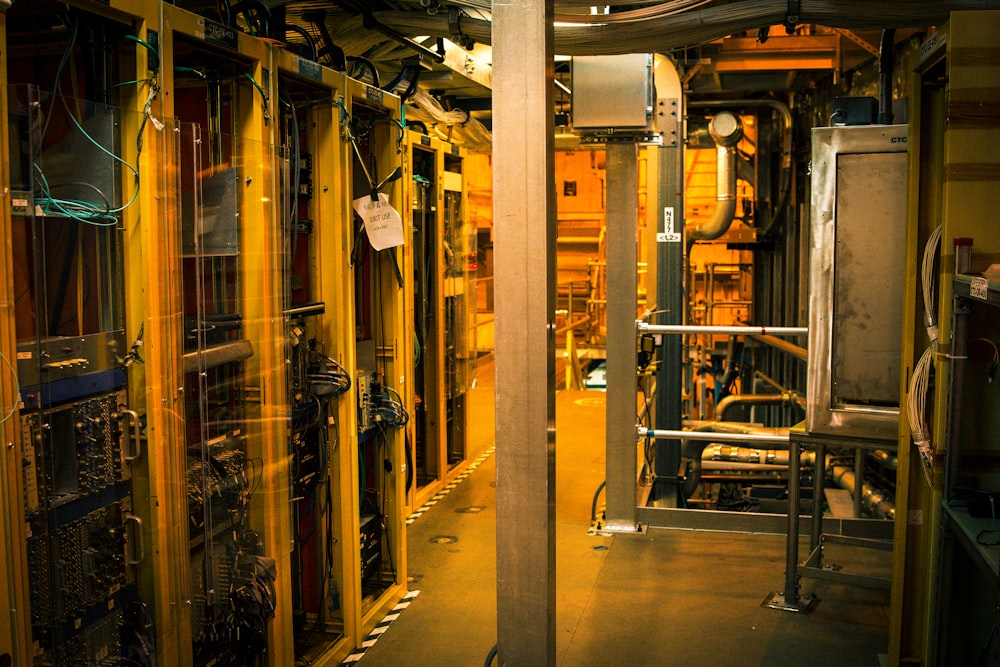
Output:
761,591,818,613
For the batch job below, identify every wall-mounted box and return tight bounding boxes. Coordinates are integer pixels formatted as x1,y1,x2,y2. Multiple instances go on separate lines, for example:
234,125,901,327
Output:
807,124,908,441
572,54,653,131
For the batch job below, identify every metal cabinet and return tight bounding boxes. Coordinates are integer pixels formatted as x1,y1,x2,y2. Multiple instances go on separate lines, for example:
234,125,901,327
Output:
404,130,477,509
936,270,1000,666
0,2,410,665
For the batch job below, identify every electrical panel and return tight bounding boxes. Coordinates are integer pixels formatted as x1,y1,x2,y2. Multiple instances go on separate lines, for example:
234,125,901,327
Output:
20,390,132,517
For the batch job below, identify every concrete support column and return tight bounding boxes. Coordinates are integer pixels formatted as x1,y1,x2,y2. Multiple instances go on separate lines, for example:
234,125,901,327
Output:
604,142,640,531
492,1,556,665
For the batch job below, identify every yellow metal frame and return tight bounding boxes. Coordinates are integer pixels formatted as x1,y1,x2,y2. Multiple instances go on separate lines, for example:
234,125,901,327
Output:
117,7,194,666
402,130,479,510
0,12,34,665
340,76,410,639
892,11,1000,664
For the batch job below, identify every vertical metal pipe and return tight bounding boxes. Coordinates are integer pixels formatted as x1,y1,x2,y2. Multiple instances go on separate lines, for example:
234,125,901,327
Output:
783,438,802,606
604,142,640,531
492,2,556,664
853,448,864,517
568,281,574,327
811,443,826,552
707,264,716,326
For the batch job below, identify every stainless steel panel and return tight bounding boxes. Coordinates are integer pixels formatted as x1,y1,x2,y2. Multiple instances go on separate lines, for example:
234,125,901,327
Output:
807,125,907,441
604,142,639,531
493,1,557,665
16,330,127,388
832,152,907,405
572,54,652,130
36,101,121,210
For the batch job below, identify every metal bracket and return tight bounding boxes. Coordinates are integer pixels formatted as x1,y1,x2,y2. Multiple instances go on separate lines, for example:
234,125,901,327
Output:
785,0,800,30
448,7,475,50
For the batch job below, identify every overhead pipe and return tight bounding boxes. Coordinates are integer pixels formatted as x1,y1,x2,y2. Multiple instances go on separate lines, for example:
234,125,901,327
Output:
687,111,742,245
689,100,793,239
714,391,805,421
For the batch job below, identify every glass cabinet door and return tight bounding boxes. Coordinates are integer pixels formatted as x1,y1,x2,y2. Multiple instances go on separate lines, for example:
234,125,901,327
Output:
442,153,475,467
9,83,146,665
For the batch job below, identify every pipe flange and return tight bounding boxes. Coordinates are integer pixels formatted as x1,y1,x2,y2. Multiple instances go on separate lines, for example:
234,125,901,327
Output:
709,111,743,147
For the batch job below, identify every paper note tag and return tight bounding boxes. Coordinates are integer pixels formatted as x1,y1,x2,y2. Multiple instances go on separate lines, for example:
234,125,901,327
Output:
353,193,404,251
970,276,989,300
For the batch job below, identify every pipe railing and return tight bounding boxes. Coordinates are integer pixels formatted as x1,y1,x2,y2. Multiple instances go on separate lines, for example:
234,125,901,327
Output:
636,427,791,446
749,333,808,361
637,322,807,336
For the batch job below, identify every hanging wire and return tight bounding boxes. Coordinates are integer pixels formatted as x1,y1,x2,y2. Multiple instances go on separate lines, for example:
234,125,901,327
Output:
0,351,20,425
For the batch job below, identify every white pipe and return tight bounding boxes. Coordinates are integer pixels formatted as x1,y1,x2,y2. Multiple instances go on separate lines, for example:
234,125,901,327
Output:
637,322,808,336
687,144,738,243
638,427,790,445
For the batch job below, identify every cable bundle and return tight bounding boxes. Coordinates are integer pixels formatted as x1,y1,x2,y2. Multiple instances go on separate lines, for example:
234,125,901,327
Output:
372,383,409,429
907,224,942,486
406,88,492,153
380,1,982,55
307,353,352,397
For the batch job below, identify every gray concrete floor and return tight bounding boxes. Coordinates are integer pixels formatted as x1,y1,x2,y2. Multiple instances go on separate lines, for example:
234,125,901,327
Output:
359,374,891,666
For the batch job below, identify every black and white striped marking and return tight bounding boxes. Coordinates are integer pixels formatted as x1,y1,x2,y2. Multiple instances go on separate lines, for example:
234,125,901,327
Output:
340,590,421,664
405,446,495,525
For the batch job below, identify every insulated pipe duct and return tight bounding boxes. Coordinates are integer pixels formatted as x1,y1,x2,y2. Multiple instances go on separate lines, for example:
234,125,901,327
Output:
714,391,805,421
701,444,809,466
689,100,793,239
830,465,895,519
678,423,791,498
687,112,741,244
869,449,899,471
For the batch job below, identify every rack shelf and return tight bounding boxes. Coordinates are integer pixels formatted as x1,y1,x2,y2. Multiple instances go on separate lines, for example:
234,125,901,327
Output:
936,269,1000,665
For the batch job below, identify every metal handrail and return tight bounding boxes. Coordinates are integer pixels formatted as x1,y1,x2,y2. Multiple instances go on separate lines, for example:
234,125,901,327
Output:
637,321,807,337
636,427,791,446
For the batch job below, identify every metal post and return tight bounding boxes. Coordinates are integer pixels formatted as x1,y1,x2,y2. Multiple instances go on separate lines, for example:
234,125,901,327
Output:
785,439,802,605
763,436,816,612
604,142,640,532
654,141,684,505
853,448,864,517
811,442,827,554
492,1,556,665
